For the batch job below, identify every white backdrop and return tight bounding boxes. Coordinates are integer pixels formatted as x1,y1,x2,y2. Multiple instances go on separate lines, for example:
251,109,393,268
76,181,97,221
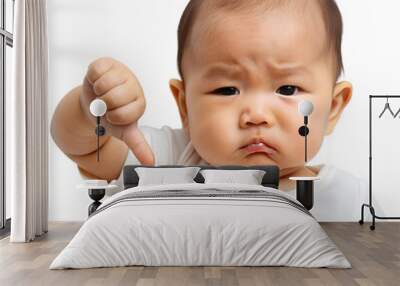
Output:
47,0,400,221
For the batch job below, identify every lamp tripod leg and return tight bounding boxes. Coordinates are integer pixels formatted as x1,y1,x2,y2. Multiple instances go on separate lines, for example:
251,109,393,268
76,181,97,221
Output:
305,133,307,163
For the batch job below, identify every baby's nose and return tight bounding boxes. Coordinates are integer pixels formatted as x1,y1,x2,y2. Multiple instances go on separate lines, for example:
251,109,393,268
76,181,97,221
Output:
243,112,268,127
239,93,276,128
239,106,269,128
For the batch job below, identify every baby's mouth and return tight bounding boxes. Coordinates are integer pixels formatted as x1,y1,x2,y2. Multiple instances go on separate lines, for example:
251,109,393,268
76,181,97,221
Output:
240,141,277,156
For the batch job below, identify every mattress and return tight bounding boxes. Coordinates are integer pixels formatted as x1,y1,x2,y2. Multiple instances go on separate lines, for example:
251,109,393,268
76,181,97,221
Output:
50,183,351,269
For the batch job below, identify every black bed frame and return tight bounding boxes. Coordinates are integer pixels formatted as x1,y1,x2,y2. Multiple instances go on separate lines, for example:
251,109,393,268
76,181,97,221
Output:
87,165,313,216
123,165,280,190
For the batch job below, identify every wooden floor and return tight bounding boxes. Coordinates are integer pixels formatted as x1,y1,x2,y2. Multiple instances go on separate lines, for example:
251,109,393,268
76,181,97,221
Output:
0,222,399,286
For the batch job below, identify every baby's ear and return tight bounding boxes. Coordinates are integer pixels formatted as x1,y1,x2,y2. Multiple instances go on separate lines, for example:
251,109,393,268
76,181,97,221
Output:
169,79,189,129
325,81,353,135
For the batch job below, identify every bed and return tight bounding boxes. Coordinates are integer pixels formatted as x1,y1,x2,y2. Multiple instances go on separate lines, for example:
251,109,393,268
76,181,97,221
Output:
49,165,351,269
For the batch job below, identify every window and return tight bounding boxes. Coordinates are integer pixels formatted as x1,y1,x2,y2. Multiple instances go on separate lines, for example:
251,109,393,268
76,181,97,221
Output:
0,0,14,237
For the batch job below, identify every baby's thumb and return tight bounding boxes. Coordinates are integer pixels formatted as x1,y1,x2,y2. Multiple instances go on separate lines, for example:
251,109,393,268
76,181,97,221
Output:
122,124,155,166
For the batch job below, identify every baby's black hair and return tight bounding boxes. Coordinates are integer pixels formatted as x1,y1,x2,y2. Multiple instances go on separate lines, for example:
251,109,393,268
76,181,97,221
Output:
176,0,344,81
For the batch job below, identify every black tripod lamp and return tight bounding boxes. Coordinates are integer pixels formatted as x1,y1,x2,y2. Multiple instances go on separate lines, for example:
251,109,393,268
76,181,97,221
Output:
290,100,320,210
89,98,108,162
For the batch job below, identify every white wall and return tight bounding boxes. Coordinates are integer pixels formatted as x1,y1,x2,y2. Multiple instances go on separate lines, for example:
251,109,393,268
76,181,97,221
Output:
48,0,400,221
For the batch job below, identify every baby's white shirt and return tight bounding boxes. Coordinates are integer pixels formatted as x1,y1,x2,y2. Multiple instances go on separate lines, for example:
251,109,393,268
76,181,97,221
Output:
83,125,368,222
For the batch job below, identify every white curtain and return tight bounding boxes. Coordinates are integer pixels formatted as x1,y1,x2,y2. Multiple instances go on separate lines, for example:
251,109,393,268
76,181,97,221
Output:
7,0,48,242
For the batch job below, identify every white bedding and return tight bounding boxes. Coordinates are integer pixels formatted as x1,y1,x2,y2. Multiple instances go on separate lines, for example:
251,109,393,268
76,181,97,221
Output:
50,183,351,269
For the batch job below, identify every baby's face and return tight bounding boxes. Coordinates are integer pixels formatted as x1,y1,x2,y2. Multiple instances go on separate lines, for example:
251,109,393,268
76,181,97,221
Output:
171,3,352,174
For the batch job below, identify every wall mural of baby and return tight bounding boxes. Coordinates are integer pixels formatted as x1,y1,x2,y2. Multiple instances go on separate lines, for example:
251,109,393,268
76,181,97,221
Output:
51,0,365,221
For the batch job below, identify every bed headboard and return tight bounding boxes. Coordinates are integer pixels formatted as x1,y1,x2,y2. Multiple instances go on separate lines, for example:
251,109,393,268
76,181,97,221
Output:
123,165,280,190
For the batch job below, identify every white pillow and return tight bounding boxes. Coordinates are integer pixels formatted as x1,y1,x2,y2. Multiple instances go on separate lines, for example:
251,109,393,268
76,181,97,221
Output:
200,169,266,185
135,167,201,186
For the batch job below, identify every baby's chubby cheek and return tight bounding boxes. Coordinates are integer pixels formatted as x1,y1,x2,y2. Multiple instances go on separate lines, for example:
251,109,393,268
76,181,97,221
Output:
304,105,329,160
187,107,240,165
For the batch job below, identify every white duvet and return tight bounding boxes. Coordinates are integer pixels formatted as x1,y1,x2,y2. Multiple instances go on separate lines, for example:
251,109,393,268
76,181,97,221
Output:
50,183,351,269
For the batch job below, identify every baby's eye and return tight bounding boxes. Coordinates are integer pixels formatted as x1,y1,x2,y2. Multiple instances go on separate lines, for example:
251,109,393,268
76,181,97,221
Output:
276,85,299,96
212,87,240,96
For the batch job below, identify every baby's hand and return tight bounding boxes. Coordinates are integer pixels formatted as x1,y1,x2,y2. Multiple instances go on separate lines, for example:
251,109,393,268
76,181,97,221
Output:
81,57,155,165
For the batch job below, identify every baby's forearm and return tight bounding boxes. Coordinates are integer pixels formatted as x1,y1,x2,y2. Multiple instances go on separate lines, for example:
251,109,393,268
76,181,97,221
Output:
50,85,111,156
